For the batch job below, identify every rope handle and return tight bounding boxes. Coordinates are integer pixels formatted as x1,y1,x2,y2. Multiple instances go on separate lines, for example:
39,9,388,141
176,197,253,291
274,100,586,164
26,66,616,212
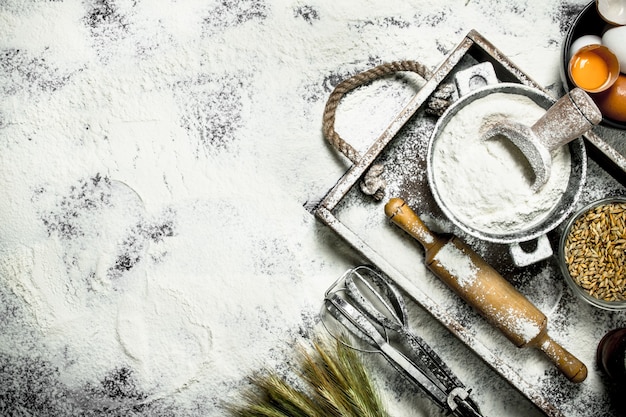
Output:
322,60,433,164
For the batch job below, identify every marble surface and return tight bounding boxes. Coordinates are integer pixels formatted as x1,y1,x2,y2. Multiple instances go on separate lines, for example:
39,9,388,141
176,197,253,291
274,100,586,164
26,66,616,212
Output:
1,1,625,416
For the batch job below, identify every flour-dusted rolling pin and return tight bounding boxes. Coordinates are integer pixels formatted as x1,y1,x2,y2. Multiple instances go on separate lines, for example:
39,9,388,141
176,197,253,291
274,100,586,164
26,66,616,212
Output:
384,198,587,383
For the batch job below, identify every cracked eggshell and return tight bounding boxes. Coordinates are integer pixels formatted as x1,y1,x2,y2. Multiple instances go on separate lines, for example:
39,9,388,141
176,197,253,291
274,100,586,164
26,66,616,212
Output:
602,26,626,73
597,0,626,25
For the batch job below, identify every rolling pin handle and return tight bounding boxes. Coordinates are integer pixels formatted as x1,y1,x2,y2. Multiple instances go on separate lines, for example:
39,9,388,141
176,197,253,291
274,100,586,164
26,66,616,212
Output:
534,331,588,383
384,198,439,251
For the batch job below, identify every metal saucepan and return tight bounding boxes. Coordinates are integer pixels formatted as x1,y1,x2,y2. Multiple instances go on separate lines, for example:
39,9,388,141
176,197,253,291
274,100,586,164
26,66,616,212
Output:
426,83,587,267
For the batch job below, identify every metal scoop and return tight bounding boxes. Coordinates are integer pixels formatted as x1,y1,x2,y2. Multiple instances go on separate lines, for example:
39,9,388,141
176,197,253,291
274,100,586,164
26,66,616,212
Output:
322,266,484,417
481,87,602,191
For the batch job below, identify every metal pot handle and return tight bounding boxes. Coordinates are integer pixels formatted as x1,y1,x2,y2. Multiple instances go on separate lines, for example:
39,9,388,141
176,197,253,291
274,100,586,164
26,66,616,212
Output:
509,235,553,268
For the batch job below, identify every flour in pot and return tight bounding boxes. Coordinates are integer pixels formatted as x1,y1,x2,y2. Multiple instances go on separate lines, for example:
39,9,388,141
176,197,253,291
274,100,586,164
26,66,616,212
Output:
431,92,571,235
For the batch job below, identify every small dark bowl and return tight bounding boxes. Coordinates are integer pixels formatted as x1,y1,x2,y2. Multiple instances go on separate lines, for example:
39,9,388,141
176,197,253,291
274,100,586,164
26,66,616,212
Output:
561,0,626,130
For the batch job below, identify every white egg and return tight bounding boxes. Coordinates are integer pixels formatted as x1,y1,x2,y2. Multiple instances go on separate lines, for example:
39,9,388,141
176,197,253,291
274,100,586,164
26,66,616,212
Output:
569,35,602,58
602,26,626,73
597,0,626,25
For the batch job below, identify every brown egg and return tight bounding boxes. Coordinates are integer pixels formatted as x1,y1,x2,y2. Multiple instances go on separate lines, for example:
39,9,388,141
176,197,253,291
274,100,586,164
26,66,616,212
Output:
592,74,626,122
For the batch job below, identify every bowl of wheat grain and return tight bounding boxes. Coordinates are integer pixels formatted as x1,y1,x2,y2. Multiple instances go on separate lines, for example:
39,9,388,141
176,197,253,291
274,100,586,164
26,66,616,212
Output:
558,197,626,310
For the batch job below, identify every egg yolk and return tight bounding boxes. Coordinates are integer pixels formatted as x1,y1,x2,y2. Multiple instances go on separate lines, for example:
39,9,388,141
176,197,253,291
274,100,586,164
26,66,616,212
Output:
570,50,610,91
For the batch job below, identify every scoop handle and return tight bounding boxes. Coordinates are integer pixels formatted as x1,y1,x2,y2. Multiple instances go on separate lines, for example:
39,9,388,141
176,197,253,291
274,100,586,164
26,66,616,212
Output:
531,87,602,153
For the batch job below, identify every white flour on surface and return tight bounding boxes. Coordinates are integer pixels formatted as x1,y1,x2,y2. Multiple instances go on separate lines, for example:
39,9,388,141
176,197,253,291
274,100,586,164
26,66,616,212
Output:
431,92,572,235
0,0,607,417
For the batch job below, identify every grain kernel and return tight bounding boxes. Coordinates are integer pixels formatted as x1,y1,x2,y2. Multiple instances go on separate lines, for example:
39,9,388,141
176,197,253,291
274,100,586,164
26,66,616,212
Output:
564,202,626,303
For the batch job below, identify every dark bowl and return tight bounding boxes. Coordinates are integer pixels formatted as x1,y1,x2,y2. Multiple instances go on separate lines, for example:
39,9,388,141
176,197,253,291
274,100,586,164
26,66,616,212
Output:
561,0,626,129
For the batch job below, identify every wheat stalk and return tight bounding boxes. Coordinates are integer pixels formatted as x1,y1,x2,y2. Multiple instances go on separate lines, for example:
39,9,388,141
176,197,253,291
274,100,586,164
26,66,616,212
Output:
227,336,389,417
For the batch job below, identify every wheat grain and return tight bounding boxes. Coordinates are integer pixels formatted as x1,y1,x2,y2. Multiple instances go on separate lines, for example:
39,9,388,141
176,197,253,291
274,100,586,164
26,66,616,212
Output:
564,202,626,302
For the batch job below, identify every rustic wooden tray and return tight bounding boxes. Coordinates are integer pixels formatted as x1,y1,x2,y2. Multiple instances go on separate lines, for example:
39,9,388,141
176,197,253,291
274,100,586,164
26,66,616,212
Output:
315,30,626,417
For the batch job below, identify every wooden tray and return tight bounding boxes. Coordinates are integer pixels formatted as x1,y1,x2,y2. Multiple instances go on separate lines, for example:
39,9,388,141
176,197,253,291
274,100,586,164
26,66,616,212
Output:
315,30,626,417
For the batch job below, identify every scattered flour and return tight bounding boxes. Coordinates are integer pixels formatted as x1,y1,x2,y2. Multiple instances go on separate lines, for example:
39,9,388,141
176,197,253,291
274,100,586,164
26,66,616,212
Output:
432,241,478,288
0,1,612,417
502,307,542,345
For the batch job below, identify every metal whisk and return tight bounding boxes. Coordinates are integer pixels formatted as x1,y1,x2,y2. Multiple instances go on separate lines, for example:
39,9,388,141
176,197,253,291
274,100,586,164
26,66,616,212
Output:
321,266,484,417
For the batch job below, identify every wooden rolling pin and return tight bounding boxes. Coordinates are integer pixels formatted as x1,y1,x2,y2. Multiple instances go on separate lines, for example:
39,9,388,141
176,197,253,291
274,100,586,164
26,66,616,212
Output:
384,197,587,383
